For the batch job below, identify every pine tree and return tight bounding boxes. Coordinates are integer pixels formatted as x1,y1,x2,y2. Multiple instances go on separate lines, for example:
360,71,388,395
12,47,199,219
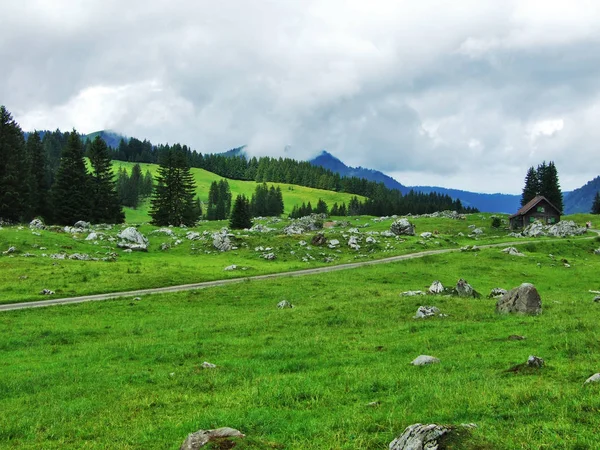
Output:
591,192,600,214
229,194,252,229
0,106,29,222
149,147,199,226
315,198,328,214
26,131,51,220
540,161,563,213
521,166,539,206
50,129,91,225
88,136,124,224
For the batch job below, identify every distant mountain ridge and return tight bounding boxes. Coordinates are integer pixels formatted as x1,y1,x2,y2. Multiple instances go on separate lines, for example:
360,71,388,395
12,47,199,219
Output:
563,176,600,214
309,151,521,213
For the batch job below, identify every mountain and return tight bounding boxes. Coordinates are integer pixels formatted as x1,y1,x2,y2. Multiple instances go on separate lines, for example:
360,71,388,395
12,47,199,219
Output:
563,176,600,214
309,151,521,213
310,151,408,193
218,146,247,158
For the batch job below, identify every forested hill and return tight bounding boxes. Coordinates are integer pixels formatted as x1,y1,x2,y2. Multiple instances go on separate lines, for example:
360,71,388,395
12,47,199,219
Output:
564,176,600,214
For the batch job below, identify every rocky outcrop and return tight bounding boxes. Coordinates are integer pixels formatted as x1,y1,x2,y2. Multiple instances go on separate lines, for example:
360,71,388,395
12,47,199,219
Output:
117,227,149,251
29,218,44,230
522,220,587,238
212,229,232,252
390,218,415,236
496,283,542,315
180,427,244,449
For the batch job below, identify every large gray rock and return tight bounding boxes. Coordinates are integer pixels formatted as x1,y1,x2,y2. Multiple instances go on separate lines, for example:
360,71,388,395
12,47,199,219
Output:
29,218,44,230
117,227,149,251
546,220,587,237
389,424,450,450
414,306,440,319
455,279,479,298
390,218,416,236
496,283,542,315
428,280,444,294
73,220,90,229
522,221,546,237
212,230,232,252
180,427,245,449
502,247,525,257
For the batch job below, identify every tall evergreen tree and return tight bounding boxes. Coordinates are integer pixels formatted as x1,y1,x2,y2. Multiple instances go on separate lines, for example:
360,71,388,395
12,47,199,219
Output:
0,106,28,222
540,161,563,213
88,136,124,223
149,147,199,226
521,166,539,206
50,129,91,225
591,191,600,214
26,131,51,220
229,194,252,229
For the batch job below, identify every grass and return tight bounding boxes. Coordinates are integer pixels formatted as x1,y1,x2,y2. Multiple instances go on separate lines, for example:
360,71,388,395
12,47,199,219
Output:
3,213,594,305
1,235,600,448
112,161,365,222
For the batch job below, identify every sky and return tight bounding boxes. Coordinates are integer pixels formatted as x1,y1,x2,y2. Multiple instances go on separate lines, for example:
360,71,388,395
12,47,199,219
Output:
2,0,600,194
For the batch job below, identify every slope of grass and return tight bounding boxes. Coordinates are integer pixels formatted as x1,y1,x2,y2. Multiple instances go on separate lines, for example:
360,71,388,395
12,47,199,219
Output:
113,161,364,222
1,237,600,448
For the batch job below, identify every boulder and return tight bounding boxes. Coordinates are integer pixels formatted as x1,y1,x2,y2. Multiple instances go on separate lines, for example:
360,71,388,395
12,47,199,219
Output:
522,221,546,237
212,231,232,252
496,283,542,315
546,220,587,237
328,239,340,248
180,427,244,449
73,220,90,229
261,252,276,260
389,423,450,450
277,300,294,309
420,232,432,239
117,227,149,251
455,279,479,298
311,233,327,246
3,246,16,254
348,235,360,250
201,362,217,369
29,218,44,230
390,218,416,236
414,306,440,319
186,231,201,240
366,236,377,244
428,280,444,294
224,264,237,271
411,355,440,366
85,232,98,241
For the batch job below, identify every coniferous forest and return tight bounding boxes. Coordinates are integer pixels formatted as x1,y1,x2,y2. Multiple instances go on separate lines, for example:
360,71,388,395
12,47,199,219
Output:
0,105,476,225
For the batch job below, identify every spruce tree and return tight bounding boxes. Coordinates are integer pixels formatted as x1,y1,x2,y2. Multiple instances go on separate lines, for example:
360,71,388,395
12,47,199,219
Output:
88,136,125,224
520,166,539,206
149,147,199,226
0,106,28,222
540,161,563,213
26,131,51,220
591,192,600,214
229,194,252,229
50,129,91,225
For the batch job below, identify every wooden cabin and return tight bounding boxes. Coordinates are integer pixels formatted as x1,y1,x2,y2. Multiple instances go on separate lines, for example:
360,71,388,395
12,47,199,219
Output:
509,195,561,229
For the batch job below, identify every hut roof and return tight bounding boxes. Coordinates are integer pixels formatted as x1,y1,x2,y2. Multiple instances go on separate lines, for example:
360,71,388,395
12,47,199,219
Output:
509,195,560,219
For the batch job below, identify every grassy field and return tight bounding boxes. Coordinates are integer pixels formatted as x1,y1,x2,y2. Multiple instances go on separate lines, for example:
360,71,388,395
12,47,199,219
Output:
1,233,600,448
112,161,365,222
3,213,595,305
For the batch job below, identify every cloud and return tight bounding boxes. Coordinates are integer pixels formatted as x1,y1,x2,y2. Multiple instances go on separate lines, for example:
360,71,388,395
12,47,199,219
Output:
1,0,599,193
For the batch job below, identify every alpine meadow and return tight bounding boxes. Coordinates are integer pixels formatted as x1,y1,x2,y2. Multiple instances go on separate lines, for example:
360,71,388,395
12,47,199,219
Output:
3,4,600,447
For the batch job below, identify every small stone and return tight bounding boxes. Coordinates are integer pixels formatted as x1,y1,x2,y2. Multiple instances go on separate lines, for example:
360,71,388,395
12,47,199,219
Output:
584,373,600,384
527,355,545,368
401,290,425,297
201,362,217,369
411,355,440,366
366,401,380,407
277,300,294,309
414,306,441,319
224,264,237,271
180,427,245,449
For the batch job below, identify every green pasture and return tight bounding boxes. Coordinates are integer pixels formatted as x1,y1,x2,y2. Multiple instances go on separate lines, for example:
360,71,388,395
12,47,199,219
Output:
1,236,600,448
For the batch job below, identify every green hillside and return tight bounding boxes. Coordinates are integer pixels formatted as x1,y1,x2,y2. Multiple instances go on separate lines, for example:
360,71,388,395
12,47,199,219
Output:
113,161,365,222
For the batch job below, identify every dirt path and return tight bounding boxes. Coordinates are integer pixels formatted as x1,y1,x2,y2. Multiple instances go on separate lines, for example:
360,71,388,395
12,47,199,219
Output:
1,236,597,312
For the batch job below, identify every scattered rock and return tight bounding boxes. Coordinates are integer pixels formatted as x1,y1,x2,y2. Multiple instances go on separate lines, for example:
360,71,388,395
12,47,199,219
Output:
212,229,232,252
261,252,276,260
460,245,480,252
160,242,171,251
365,236,377,244
201,362,217,369
311,233,327,246
401,290,426,297
496,283,542,315
29,218,44,230
522,220,587,238
73,220,90,229
593,296,600,303
455,279,480,298
584,373,600,384
249,223,274,233
50,253,66,260
85,232,98,241
411,355,440,366
40,289,55,295
390,218,416,236
117,227,149,252
328,239,340,249
502,247,526,257
470,228,484,236
180,427,245,450
277,300,294,309
224,264,237,271
428,280,444,294
420,232,432,239
414,306,441,319
69,253,92,261
3,246,16,254
389,424,450,450
153,228,175,236
186,231,201,240
348,235,360,250
527,355,545,368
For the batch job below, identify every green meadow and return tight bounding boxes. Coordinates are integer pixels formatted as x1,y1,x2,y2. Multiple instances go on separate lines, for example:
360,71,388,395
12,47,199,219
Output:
1,230,600,448
112,161,365,222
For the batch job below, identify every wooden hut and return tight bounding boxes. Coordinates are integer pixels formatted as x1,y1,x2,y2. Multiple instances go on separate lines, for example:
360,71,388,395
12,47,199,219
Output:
509,195,561,229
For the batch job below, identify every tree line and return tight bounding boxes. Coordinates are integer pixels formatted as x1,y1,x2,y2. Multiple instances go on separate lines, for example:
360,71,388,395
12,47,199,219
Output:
520,161,564,213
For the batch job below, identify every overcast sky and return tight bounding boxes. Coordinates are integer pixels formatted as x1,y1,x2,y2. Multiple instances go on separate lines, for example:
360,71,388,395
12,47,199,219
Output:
2,0,599,194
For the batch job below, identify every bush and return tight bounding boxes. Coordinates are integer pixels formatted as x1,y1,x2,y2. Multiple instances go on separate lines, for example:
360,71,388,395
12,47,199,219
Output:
491,217,502,228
